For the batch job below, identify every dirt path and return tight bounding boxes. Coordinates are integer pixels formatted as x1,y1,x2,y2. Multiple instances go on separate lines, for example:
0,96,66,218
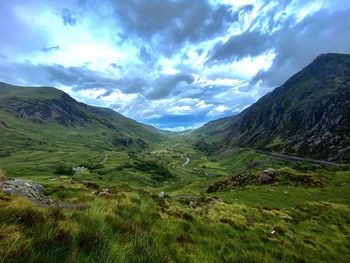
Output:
99,152,109,164
183,157,190,166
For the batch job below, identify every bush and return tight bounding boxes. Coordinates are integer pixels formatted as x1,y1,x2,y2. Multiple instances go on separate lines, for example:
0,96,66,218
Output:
193,139,220,155
133,160,174,182
79,162,104,171
53,163,74,175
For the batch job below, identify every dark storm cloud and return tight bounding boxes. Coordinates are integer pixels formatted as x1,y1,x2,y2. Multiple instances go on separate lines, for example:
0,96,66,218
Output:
0,62,195,100
61,8,77,26
146,73,195,99
111,0,239,54
209,31,270,62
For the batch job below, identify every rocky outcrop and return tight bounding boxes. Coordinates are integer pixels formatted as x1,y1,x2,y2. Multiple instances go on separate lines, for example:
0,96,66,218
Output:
206,168,323,193
0,178,54,206
207,174,255,193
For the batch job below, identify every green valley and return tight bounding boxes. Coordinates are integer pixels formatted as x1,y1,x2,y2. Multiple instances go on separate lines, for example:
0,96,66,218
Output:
0,54,350,262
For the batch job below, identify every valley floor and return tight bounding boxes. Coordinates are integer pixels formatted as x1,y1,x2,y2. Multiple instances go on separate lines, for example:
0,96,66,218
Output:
0,135,350,262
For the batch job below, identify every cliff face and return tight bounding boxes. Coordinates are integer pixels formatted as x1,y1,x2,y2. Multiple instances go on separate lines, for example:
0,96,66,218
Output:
196,54,350,162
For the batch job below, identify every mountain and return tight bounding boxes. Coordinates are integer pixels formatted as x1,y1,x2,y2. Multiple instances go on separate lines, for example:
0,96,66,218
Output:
194,53,350,162
0,82,164,153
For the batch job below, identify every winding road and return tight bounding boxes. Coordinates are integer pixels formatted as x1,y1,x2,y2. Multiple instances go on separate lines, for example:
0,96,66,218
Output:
252,149,338,166
182,157,190,166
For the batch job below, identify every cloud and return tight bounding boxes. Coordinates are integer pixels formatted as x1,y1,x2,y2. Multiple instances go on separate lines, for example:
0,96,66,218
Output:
252,7,350,87
0,0,349,131
41,46,60,52
61,8,77,26
111,0,239,54
208,2,350,88
209,31,270,62
146,73,195,99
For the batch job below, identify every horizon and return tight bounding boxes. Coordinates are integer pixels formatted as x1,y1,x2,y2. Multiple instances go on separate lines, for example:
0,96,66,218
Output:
0,0,349,131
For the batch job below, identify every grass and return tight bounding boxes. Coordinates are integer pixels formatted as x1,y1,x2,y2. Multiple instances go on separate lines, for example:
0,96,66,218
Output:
0,135,350,262
0,169,6,181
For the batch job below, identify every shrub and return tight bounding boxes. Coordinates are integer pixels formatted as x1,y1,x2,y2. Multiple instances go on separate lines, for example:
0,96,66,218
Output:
133,160,174,182
79,162,104,171
53,163,74,175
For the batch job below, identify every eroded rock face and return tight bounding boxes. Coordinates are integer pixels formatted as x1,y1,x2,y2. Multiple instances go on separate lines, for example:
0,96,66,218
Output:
0,179,54,206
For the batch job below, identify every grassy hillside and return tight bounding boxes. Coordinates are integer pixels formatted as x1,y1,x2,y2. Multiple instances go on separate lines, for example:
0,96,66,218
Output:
0,82,164,156
1,140,350,262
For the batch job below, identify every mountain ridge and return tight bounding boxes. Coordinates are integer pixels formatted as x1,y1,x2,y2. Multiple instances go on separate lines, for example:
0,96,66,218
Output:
194,53,350,162
0,82,164,152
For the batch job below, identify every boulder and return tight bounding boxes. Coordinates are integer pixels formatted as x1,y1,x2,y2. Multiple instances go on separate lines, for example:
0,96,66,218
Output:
257,173,273,184
262,168,275,177
96,188,113,197
257,168,275,184
158,191,165,199
0,178,53,206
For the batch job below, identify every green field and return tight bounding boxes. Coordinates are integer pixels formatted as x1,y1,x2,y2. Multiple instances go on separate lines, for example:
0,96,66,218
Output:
1,134,350,263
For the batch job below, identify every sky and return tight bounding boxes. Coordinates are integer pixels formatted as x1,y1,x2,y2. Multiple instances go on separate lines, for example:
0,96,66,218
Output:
0,0,349,131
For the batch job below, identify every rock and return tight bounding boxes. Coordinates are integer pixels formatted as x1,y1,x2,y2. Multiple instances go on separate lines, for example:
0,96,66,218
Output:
189,200,196,209
80,180,99,189
104,188,112,194
257,173,273,184
158,191,165,198
257,168,276,184
0,178,53,206
262,168,275,177
208,197,223,204
96,188,113,197
98,192,110,197
72,166,87,174
206,174,254,193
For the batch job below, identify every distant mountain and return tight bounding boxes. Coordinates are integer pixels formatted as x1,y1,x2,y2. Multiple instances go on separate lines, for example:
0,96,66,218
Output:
0,82,164,152
194,53,350,162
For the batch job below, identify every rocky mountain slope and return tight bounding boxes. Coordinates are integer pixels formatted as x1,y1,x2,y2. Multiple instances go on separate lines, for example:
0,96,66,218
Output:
0,82,164,152
194,53,350,162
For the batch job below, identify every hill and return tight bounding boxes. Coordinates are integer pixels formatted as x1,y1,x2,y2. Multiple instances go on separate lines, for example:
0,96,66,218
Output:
194,53,350,162
0,82,164,154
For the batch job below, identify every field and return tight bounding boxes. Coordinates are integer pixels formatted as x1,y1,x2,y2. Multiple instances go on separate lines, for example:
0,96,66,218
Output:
1,134,350,262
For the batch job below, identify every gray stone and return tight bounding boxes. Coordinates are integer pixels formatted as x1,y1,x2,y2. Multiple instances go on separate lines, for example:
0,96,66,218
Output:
0,178,53,206
189,200,196,209
158,191,165,198
98,191,111,197
262,168,275,177
257,173,273,184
